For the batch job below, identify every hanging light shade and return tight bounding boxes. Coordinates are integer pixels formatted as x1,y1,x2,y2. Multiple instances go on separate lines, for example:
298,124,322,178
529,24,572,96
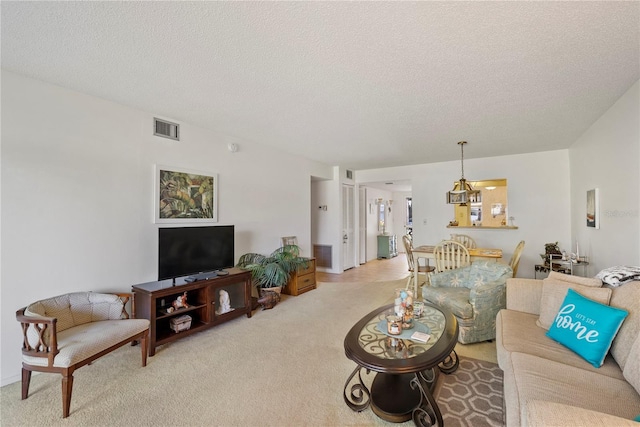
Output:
446,141,479,205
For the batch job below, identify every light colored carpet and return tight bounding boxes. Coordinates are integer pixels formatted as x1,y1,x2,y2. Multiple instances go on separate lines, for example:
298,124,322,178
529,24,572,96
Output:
0,279,498,426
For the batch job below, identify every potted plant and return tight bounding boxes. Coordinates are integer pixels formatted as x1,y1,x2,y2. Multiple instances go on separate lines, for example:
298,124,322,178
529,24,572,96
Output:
236,245,309,308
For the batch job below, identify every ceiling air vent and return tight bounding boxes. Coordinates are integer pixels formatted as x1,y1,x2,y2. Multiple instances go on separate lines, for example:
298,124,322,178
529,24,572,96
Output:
153,118,180,141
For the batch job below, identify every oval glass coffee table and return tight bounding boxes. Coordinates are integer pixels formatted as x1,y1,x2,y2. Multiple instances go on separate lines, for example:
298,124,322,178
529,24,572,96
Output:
343,302,459,426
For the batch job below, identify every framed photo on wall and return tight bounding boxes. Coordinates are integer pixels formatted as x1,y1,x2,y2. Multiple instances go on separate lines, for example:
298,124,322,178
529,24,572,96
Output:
154,165,218,223
586,188,599,229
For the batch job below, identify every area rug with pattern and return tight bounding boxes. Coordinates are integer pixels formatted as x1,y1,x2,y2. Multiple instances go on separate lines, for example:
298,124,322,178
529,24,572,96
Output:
434,357,504,427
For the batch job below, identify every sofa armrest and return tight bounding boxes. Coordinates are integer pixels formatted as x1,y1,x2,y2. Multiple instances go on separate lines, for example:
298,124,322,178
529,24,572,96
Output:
506,278,543,315
114,292,134,319
525,400,639,426
16,307,59,366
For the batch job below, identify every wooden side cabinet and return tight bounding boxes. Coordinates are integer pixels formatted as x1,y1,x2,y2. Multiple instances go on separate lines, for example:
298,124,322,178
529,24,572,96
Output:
132,268,252,356
283,258,316,296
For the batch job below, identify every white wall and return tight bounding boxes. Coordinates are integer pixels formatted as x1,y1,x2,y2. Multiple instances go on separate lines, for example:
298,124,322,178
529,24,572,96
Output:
570,80,640,271
311,174,342,273
0,71,334,385
358,150,573,278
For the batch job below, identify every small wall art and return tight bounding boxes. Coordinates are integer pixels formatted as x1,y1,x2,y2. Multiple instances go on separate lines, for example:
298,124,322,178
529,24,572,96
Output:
155,165,218,223
586,188,599,229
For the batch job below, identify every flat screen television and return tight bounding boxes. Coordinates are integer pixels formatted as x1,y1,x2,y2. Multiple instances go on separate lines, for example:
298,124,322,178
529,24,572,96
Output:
158,225,235,281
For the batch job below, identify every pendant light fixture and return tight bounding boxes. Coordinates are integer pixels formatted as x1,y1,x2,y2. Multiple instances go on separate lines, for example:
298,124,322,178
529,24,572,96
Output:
446,141,479,205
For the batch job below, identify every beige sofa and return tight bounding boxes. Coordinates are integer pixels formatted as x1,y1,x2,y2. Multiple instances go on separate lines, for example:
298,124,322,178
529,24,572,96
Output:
16,292,150,418
496,272,640,426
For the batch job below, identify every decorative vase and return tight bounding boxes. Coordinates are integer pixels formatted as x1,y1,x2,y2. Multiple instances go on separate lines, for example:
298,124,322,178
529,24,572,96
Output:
258,288,281,309
265,286,282,295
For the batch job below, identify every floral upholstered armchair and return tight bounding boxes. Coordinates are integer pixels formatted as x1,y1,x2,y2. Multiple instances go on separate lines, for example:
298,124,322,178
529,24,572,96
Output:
422,260,512,344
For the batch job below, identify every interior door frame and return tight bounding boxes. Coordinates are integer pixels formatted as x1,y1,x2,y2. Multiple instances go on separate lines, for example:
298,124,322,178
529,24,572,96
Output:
342,184,356,270
358,187,367,264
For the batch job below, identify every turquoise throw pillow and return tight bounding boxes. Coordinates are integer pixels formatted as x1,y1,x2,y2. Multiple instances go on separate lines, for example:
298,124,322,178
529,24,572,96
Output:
546,288,628,368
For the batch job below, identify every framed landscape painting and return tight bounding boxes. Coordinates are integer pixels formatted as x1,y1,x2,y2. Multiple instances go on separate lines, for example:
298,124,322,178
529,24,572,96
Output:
154,165,218,223
586,188,599,229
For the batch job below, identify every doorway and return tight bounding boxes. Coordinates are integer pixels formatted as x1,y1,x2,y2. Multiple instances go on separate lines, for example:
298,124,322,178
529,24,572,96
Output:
342,184,356,270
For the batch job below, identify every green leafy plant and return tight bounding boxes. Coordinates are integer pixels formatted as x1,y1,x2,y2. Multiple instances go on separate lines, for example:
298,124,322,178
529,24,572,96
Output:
236,245,309,289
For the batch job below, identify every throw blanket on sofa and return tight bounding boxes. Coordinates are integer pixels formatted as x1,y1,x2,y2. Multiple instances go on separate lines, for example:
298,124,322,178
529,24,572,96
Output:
596,266,640,287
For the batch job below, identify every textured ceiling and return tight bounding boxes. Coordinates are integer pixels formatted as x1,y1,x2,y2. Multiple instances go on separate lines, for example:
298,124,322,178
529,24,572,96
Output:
2,1,639,170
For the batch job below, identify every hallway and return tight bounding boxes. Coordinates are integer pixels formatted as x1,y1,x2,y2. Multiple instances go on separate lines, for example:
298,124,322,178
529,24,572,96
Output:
316,252,409,283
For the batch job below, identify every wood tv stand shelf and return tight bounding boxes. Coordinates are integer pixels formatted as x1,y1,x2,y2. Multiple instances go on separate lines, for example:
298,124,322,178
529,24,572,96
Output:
132,268,252,356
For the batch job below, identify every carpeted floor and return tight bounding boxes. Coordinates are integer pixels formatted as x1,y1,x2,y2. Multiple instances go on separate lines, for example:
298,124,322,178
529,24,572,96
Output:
0,279,503,426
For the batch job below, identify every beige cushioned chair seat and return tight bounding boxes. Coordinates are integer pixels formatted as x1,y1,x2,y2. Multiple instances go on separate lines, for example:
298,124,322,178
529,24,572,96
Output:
23,319,149,368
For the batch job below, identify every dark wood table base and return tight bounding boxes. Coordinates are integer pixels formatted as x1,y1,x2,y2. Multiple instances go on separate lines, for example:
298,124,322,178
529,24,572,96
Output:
343,303,460,426
344,351,459,426
371,373,423,422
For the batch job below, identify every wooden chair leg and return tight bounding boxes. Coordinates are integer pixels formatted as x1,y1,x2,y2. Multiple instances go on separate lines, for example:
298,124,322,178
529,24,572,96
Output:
140,331,148,367
61,372,74,418
21,368,31,400
405,271,414,290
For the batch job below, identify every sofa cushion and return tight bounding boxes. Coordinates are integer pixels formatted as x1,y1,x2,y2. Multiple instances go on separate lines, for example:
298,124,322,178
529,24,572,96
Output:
525,401,640,427
623,334,640,395
24,292,128,350
546,289,628,368
422,286,472,319
496,309,625,380
544,271,602,287
536,282,611,330
502,352,640,427
25,292,124,331
609,281,640,371
26,294,76,332
22,319,150,368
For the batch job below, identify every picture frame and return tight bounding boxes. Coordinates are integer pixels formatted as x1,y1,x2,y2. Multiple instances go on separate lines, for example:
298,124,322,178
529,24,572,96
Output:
154,165,218,223
281,236,298,247
586,188,599,229
491,203,505,217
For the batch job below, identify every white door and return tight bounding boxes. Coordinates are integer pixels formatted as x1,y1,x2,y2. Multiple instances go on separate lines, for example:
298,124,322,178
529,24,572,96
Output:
342,184,356,270
358,187,367,264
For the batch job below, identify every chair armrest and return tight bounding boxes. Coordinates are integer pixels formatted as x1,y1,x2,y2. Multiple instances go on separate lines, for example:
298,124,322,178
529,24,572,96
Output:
470,279,506,307
469,279,506,322
430,266,471,288
113,292,134,319
16,307,59,365
506,278,543,315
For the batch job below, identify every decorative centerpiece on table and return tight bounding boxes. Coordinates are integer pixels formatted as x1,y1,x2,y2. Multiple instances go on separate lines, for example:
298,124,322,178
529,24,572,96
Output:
236,244,309,310
394,288,414,330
